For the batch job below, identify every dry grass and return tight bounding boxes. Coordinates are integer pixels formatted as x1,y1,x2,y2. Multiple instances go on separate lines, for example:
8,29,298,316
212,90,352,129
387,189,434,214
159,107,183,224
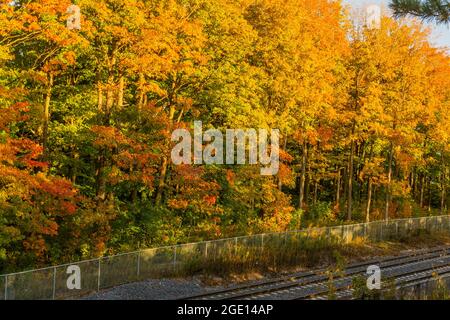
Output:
176,230,450,285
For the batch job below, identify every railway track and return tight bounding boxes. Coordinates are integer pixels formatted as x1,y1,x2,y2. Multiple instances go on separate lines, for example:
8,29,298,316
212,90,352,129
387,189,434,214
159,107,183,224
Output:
180,246,450,300
310,265,450,300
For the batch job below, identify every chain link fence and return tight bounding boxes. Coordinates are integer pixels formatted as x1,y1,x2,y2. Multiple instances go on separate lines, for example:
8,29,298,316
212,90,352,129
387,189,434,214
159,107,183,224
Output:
1,215,449,300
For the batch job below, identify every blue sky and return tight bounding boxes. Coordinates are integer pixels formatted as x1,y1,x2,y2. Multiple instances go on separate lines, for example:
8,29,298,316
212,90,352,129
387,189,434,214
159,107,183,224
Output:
343,0,450,50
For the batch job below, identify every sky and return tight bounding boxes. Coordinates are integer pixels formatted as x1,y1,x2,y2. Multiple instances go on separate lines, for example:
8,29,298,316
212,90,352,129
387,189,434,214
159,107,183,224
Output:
343,0,450,51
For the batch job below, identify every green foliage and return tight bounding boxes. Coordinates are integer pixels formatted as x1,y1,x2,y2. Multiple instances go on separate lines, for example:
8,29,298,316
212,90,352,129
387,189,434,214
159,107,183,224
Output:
390,0,450,24
305,202,335,226
0,0,449,273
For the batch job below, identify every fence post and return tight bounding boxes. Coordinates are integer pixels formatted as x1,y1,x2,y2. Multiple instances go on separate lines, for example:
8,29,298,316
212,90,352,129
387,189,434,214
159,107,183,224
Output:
380,221,384,241
395,221,398,238
234,237,238,256
52,267,56,300
261,234,264,253
173,246,177,270
137,251,141,279
97,259,101,292
4,275,7,300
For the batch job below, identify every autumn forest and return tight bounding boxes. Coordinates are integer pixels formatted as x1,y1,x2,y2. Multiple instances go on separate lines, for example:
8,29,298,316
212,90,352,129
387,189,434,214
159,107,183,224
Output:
0,0,449,273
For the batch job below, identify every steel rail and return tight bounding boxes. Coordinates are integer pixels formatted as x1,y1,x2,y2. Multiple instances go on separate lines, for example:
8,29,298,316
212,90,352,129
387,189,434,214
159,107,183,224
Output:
180,246,450,300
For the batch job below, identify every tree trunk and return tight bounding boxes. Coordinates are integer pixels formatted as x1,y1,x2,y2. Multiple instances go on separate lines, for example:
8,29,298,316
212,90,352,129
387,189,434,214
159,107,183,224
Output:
441,173,446,215
313,180,318,205
155,157,168,205
298,141,308,209
366,178,373,223
42,73,54,155
117,75,125,109
342,167,348,203
420,174,425,208
357,141,366,202
385,142,394,220
373,186,377,210
428,177,432,212
105,80,114,124
347,139,355,221
278,136,287,191
336,168,341,206
96,152,106,200
155,105,176,205
138,73,145,114
305,164,311,206
131,162,137,204
441,155,446,215
95,77,105,199
97,76,103,113
71,150,79,184
105,54,116,124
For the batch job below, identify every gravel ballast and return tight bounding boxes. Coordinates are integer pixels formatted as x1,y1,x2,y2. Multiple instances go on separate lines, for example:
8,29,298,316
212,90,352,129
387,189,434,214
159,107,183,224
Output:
84,278,224,300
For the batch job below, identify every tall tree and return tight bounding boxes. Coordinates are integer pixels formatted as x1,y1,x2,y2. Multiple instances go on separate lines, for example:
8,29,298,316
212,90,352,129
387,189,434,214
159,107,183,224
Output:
390,0,450,24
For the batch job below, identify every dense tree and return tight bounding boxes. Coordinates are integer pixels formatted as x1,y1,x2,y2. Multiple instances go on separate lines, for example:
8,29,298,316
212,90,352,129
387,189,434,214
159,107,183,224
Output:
0,0,449,271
